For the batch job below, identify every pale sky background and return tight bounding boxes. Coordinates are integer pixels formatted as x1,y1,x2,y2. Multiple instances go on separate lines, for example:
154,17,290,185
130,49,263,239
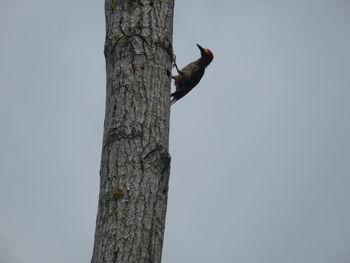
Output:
1,0,350,263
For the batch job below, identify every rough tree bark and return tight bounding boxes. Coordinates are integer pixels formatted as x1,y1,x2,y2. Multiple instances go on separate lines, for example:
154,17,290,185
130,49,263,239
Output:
91,1,174,263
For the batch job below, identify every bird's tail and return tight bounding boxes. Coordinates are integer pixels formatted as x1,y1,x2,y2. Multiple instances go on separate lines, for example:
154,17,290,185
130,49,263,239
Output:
170,93,177,105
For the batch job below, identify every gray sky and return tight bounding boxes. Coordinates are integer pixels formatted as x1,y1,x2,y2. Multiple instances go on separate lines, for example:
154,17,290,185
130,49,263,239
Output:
1,0,350,262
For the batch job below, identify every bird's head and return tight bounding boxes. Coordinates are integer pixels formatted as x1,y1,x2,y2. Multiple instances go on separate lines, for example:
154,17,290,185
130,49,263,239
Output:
197,43,214,66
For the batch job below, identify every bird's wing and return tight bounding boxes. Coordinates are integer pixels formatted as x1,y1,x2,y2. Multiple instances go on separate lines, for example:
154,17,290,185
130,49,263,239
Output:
180,63,204,84
189,67,205,87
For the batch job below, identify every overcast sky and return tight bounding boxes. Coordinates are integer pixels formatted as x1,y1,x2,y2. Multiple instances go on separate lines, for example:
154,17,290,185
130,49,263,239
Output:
1,0,350,263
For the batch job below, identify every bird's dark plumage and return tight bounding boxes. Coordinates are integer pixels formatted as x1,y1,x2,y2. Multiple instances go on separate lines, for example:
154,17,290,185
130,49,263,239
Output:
171,44,214,104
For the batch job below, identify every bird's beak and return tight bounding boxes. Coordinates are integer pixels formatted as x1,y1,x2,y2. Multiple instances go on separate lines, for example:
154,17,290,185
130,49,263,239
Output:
196,43,205,53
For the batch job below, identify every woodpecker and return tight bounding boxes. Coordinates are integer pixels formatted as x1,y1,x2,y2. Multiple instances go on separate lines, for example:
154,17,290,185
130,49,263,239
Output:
171,44,214,104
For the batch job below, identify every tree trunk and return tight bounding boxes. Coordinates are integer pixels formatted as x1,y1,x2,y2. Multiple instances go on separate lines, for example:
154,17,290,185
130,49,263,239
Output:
91,1,174,263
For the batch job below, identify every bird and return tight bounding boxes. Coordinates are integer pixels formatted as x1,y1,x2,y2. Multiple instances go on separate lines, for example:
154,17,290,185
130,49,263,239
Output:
171,44,214,104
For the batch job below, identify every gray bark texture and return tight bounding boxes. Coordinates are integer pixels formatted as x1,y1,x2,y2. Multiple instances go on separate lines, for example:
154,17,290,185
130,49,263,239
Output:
91,1,174,263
